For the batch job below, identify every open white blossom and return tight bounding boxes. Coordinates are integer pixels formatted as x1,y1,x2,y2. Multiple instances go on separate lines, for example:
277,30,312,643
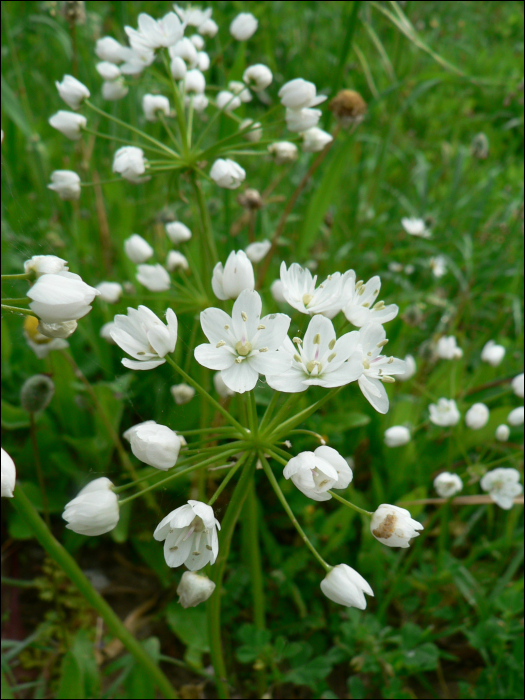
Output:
285,107,322,133
228,81,252,103
280,262,347,319
96,282,123,304
481,340,506,367
210,159,245,189
27,272,100,323
508,407,524,426
49,111,86,140
136,264,171,293
142,94,170,121
195,289,291,394
1,448,16,498
436,336,463,360
321,565,374,610
245,240,271,263
24,255,68,278
302,127,333,152
243,64,273,91
397,354,417,381
62,478,119,536
112,146,146,182
384,426,411,447
177,571,216,608
48,170,81,200
102,78,129,101
165,221,192,244
173,4,212,28
124,234,154,263
434,472,463,498
216,90,242,112
96,61,121,81
184,69,206,93
230,12,258,41
512,373,524,398
465,403,490,430
370,504,423,548
356,324,406,414
154,500,220,570
279,78,327,109
429,398,461,427
171,384,196,405
481,468,523,510
268,141,298,164
401,217,431,238
430,255,447,278
55,75,90,110
125,12,183,51
212,251,254,300
495,424,510,442
124,420,181,470
111,306,177,370
342,271,398,327
166,251,189,272
283,446,353,501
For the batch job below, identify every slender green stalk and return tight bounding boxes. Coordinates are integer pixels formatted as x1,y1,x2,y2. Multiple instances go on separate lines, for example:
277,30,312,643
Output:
1,273,32,281
259,391,281,432
192,176,219,264
29,413,50,527
268,387,344,441
1,305,35,316
208,453,248,506
162,50,189,156
248,391,258,435
157,111,181,151
263,393,302,436
82,127,172,156
328,490,373,517
1,297,29,304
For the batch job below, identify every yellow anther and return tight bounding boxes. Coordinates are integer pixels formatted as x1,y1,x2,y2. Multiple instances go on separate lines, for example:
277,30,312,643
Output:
241,311,248,322
362,302,370,308
377,339,389,348
328,339,336,350
362,359,370,370
358,286,366,296
382,376,395,383
293,337,303,345
388,356,394,364
355,280,364,289
257,324,266,330
259,347,268,353
374,300,385,310
306,360,320,373
328,353,336,362
224,324,230,330
216,340,226,348
313,334,321,345
302,293,314,306
294,354,302,363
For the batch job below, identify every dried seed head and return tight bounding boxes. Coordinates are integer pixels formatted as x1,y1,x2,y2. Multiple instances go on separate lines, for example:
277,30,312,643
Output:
237,188,263,210
20,374,55,413
62,1,86,25
328,90,367,127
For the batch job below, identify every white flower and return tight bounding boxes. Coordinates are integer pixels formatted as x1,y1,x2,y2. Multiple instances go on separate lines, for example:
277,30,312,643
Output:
48,170,81,200
27,272,100,323
356,324,407,414
508,407,524,426
401,217,431,238
170,55,187,79
436,336,463,360
49,111,86,140
404,264,415,275
198,18,218,37
95,36,127,63
278,78,327,109
210,159,246,189
23,316,69,358
429,398,461,427
211,251,254,301
189,94,209,112
266,315,362,393
124,234,153,264
495,424,510,442
434,472,463,498
111,305,177,370
230,12,258,41
430,256,447,278
302,127,333,152
512,373,524,399
24,255,68,278
388,262,403,273
240,119,262,142
190,34,205,50
62,477,119,536
342,271,399,327
481,340,506,367
285,107,322,133
283,446,353,501
169,37,198,66
166,251,189,272
268,141,299,164
243,64,273,92
123,420,181,470
196,51,210,71
397,354,416,381
154,500,220,570
271,279,286,303
125,12,184,51
112,146,146,182
245,240,271,263
38,319,77,339
465,403,490,430
320,564,374,610
100,321,117,344
1,448,16,498
216,90,242,112
184,69,206,93
481,468,523,510
96,282,123,304
213,372,234,398
55,75,90,110
280,262,347,319
142,94,170,121
228,81,252,103
177,571,216,608
171,384,195,405
195,289,291,394
165,221,191,244
136,264,171,293
102,78,129,101
119,46,156,75
370,504,423,548
384,426,411,448
173,4,212,28
96,61,121,80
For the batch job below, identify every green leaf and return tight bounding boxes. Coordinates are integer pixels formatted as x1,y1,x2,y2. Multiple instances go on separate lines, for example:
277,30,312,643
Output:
166,603,209,668
1,400,30,429
0,78,32,139
283,655,334,687
124,638,160,700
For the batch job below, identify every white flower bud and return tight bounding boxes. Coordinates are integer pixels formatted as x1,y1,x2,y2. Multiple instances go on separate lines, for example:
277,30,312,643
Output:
124,234,153,264
112,146,146,181
481,468,523,510
245,240,271,264
27,272,100,323
270,279,286,303
214,372,234,398
228,81,252,103
49,111,87,140
243,64,273,92
124,420,181,470
481,340,505,367
37,319,78,339
511,373,524,399
96,61,121,81
401,217,431,238
210,159,246,189
171,384,195,405
465,403,490,430
211,250,254,300
320,564,373,610
166,251,189,272
100,321,117,344
55,74,90,110
170,56,187,80
495,424,510,442
24,255,68,278
48,170,81,200
508,406,524,426
23,316,69,358
230,12,258,41
136,264,171,292
278,78,326,109
436,336,463,360
96,282,123,304
198,18,218,38
384,426,411,448
216,90,242,112
177,571,215,608
397,354,416,381
268,141,299,165
95,36,126,63
142,94,170,121
169,37,198,66
283,446,353,502
370,504,423,548
190,34,205,50
62,477,119,535
189,93,209,112
285,107,322,133
429,398,461,427
196,51,210,72
1,448,16,498
184,69,206,94
433,472,463,498
165,221,192,244
239,119,262,142
302,127,333,153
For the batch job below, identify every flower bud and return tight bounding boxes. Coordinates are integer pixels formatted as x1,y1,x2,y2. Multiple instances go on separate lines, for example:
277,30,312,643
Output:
283,446,353,502
171,384,195,405
48,170,81,200
211,250,254,300
433,472,463,498
271,279,286,303
436,336,463,360
196,51,210,72
190,34,205,50
189,94,209,112
214,372,234,398
166,251,189,272
397,354,416,381
481,340,505,367
508,406,524,426
62,477,119,535
124,234,153,264
384,426,411,448
198,18,218,38
302,127,333,153
123,420,181,470
239,119,262,142
24,255,68,278
184,69,206,94
429,398,461,427
268,141,299,165
177,571,216,608
279,78,326,109
37,320,78,339
95,36,127,63
210,159,246,190
481,468,523,510
511,373,524,399
49,111,87,140
165,221,192,244
142,94,170,121
216,90,242,112
370,504,423,548
328,89,367,127
237,188,263,210
55,74,90,110
285,107,322,133
1,448,16,498
170,56,187,80
320,564,373,610
245,240,271,264
23,316,69,358
20,374,55,413
28,272,100,323
170,37,198,65
230,12,258,41
465,403,490,430
495,424,510,442
96,61,121,81
112,146,146,182
136,264,171,292
95,282,123,304
243,64,273,92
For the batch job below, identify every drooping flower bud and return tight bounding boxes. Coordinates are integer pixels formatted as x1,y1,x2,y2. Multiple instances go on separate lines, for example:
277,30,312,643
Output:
433,472,463,498
229,12,258,41
63,478,119,536
170,384,195,405
1,448,16,498
24,255,68,278
301,127,333,153
49,111,87,140
210,159,246,189
320,564,373,609
508,407,524,426
512,373,524,399
124,420,181,470
481,340,505,367
96,282,123,304
48,170,81,200
20,375,55,413
96,61,121,81
55,75,90,110
136,263,171,292
142,94,170,121
243,64,272,92
495,424,510,442
112,146,146,182
245,240,271,264
384,426,411,448
268,141,298,165
27,272,100,323
166,251,189,272
177,571,216,608
370,504,423,548
165,221,192,244
465,403,490,430
124,234,154,264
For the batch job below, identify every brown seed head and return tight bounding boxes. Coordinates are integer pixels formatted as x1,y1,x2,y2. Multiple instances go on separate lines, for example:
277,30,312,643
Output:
329,90,367,127
237,188,263,210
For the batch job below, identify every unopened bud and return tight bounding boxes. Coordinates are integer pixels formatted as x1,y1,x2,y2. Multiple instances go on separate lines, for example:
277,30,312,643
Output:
328,89,367,127
21,374,55,413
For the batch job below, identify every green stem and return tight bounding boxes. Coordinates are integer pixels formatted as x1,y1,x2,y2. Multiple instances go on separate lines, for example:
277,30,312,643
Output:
1,305,36,316
157,111,181,152
268,387,344,441
10,485,178,699
208,453,248,506
192,175,219,265
1,273,32,281
1,297,29,304
82,128,172,156
328,490,373,517
29,412,50,527
259,391,281,432
264,393,302,436
163,50,189,157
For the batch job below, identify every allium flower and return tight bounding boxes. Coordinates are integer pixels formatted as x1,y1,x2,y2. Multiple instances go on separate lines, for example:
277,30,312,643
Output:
102,78,129,101
111,305,177,370
436,336,463,360
481,340,506,367
165,221,192,244
124,234,154,263
508,407,524,426
216,90,242,112
169,37,198,66
280,262,347,319
430,256,447,278
125,12,184,51
27,272,100,323
24,255,68,278
142,94,170,121
228,81,252,103
184,69,206,93
119,46,155,75
171,384,195,405
245,240,271,264
279,78,327,109
266,315,362,393
240,119,262,142
397,354,417,381
384,426,411,447
212,251,254,300
243,64,273,91
136,264,171,292
55,75,90,110
49,111,86,140
96,61,121,80
96,282,122,304
177,571,216,608
512,373,524,399
195,289,291,394
23,316,69,358
429,398,461,427
302,127,333,152
123,420,181,470
173,4,212,28
112,146,146,182
48,170,81,200
62,477,119,536
95,36,127,63
154,500,220,570
434,472,463,498
320,564,374,610
1,448,16,498
170,55,187,79
342,271,399,327
370,504,423,548
481,468,523,510
268,141,298,164
230,12,258,41
100,321,117,344
38,320,77,339
401,217,431,238
198,18,218,37
285,107,322,133
271,279,286,303
210,159,246,189
214,372,234,398
495,424,510,442
166,251,189,272
355,324,407,414
465,403,490,430
283,446,353,501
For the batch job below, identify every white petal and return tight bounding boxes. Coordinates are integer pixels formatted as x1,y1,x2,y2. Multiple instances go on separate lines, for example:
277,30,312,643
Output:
195,344,235,370
221,361,259,394
122,358,166,370
359,375,389,413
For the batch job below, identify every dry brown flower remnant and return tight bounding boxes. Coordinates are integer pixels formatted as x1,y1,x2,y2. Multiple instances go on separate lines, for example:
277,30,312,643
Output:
329,89,367,127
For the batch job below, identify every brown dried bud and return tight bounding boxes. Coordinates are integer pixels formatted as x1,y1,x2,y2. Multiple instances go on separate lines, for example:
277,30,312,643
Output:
61,1,86,25
329,90,367,127
237,188,263,210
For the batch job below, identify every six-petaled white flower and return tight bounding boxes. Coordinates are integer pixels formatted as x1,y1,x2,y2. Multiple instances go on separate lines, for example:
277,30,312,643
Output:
429,398,461,427
280,262,347,319
111,305,177,370
212,250,254,300
283,446,353,501
434,472,463,498
342,271,398,327
320,564,374,610
481,468,523,510
370,504,423,548
62,477,119,536
125,12,184,51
